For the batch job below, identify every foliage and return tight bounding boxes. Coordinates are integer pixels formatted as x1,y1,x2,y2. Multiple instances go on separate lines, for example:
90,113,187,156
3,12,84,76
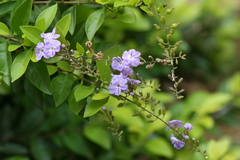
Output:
1,0,240,160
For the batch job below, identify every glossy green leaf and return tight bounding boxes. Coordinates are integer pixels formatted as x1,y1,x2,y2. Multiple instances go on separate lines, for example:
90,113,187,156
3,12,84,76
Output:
0,143,28,155
20,26,42,45
76,42,85,55
4,156,30,160
85,8,106,41
92,93,110,100
25,61,52,95
35,18,46,32
52,74,75,106
103,45,120,62
42,56,61,63
55,26,67,45
68,87,87,115
0,22,10,35
96,60,112,83
84,124,111,149
11,49,32,82
8,45,22,52
30,139,51,160
0,1,15,17
10,0,33,35
96,0,115,5
144,137,173,158
46,65,58,75
62,5,76,35
0,41,11,86
57,61,71,72
117,6,137,23
114,0,138,7
55,13,71,37
83,97,109,117
35,4,58,31
74,84,95,102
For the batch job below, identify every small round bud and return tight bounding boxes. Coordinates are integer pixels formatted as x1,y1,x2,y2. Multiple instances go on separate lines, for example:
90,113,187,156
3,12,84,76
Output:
160,16,166,24
156,37,164,43
166,7,174,14
169,29,174,35
166,34,172,39
158,43,165,49
174,41,183,46
171,23,180,29
153,24,161,30
85,41,92,48
147,11,155,17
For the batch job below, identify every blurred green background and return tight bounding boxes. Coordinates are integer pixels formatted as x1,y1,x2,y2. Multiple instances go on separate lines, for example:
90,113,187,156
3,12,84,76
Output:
1,0,240,159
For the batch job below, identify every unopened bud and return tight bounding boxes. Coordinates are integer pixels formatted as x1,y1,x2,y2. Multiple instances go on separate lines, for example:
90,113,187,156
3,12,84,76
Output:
147,11,155,17
160,16,166,24
158,43,165,49
169,29,174,35
166,7,174,14
166,34,172,39
171,23,180,29
174,41,183,46
156,37,164,43
153,24,161,30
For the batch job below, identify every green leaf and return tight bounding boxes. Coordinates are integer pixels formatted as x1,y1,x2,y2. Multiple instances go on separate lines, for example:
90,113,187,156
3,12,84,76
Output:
0,41,11,86
76,42,85,55
0,22,10,35
144,137,173,158
62,5,76,35
52,74,75,106
10,0,33,35
61,133,92,158
35,18,46,32
83,97,109,117
55,13,71,37
114,0,138,7
35,4,58,31
0,1,15,17
20,26,42,45
117,6,137,23
25,61,52,95
74,84,95,102
30,139,51,160
92,93,110,100
8,45,22,52
11,49,32,82
103,45,121,63
84,124,111,149
96,0,115,5
85,8,106,41
4,156,30,160
96,60,112,83
55,26,67,45
42,56,61,63
208,137,231,160
68,87,87,115
57,61,71,71
46,65,58,75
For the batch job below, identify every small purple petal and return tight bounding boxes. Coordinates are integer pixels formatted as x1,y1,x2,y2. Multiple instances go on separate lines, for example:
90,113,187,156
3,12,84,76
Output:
184,123,193,131
166,120,184,130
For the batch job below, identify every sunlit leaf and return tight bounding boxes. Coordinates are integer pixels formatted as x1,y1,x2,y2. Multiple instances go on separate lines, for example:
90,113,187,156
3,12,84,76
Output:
83,97,109,117
0,41,11,86
74,84,95,102
11,49,32,82
0,22,10,35
55,13,71,37
20,26,42,45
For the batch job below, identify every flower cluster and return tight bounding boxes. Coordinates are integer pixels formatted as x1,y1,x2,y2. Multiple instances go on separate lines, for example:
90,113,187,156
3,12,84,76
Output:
166,120,193,149
35,28,61,61
109,49,141,95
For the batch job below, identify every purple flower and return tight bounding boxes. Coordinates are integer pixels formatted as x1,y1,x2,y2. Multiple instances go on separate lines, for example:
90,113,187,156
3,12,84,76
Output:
127,78,141,85
109,74,128,95
170,134,185,149
184,123,193,131
166,120,184,130
121,67,133,77
112,57,124,71
122,49,141,67
182,134,189,140
35,42,46,60
41,28,60,40
44,39,61,58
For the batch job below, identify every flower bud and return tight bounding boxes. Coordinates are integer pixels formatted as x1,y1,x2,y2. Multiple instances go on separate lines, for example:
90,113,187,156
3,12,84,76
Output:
169,29,174,35
156,37,164,43
174,40,183,46
153,24,161,30
160,16,166,24
147,11,155,17
171,23,180,29
158,43,165,49
166,34,172,39
166,7,174,14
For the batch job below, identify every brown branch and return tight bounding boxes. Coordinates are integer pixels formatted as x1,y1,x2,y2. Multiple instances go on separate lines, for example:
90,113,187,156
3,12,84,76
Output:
0,34,22,43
